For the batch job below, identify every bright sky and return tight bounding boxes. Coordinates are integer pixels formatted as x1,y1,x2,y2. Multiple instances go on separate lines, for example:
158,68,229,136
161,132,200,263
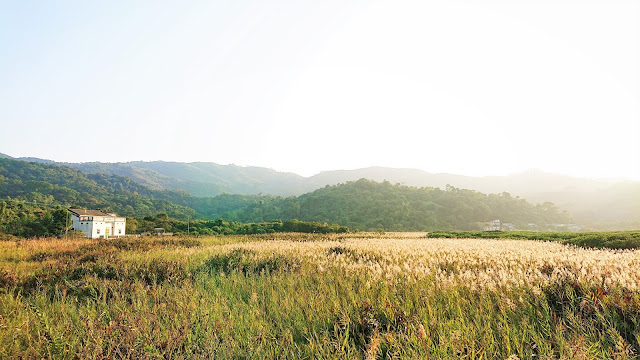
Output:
1,1,638,179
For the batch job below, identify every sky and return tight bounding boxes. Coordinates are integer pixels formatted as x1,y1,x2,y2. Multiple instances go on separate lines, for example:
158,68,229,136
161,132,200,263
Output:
1,0,638,179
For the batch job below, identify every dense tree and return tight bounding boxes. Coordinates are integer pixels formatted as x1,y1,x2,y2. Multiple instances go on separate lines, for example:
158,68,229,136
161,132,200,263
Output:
214,180,572,231
0,159,195,219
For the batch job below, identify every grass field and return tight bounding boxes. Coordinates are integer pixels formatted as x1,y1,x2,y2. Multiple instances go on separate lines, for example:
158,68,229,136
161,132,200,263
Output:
426,230,640,250
1,233,639,359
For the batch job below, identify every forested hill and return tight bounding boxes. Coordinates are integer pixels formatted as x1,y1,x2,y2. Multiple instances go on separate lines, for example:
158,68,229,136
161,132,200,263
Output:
210,179,572,231
0,158,571,231
9,155,639,227
11,157,618,198
0,158,196,219
40,159,307,197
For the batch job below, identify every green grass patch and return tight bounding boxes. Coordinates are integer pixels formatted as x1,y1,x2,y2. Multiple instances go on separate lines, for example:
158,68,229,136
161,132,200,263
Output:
426,230,640,249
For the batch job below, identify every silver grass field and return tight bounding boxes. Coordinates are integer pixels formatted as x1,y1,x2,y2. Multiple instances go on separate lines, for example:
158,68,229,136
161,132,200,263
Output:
1,233,639,359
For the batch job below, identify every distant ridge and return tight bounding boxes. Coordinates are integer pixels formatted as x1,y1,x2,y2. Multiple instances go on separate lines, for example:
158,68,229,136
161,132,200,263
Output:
307,166,614,195
3,154,615,195
1,152,638,226
0,158,573,231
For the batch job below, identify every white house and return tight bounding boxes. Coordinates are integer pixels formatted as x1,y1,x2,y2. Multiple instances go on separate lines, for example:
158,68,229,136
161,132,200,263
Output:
68,209,126,239
483,219,502,231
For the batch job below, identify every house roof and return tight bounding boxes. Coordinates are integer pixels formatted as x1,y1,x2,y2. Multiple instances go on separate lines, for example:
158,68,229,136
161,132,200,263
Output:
68,208,111,217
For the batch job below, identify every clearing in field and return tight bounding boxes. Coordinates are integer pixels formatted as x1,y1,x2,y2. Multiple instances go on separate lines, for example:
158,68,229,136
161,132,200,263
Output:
1,233,639,359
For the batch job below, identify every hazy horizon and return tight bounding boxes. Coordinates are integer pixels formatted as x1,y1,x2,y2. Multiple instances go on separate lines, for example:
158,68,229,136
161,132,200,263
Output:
1,1,638,180
2,150,637,182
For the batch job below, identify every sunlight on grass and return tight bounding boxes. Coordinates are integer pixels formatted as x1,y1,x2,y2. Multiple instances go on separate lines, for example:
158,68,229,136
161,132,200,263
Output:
1,233,638,359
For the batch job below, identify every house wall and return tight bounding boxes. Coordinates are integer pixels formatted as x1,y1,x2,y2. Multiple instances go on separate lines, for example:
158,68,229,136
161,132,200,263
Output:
91,217,107,238
113,219,126,236
72,215,95,238
72,214,126,239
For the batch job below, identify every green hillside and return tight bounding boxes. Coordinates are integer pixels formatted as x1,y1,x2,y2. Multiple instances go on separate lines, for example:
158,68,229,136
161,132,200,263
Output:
214,179,572,231
69,161,307,197
0,158,196,219
9,155,639,227
0,158,572,233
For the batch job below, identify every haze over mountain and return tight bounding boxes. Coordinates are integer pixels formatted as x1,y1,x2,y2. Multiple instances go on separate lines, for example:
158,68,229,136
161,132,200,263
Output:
0,157,576,233
2,153,638,227
2,153,619,194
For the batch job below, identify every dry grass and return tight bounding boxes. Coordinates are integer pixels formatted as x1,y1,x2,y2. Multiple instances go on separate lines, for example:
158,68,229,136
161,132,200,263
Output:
228,237,640,290
0,233,639,359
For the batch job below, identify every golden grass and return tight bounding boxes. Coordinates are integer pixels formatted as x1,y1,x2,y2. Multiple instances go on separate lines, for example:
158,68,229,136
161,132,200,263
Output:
0,233,638,359
226,237,640,291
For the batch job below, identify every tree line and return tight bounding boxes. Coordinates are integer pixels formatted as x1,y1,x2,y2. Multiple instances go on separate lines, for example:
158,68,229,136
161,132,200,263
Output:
201,180,572,231
0,201,349,238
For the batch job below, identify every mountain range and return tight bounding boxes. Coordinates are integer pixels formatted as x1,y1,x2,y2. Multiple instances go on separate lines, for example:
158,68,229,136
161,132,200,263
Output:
1,152,638,227
0,157,573,233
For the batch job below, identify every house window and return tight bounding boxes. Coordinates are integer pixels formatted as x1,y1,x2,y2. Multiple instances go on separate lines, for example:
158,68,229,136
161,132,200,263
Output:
118,229,122,234
97,229,100,234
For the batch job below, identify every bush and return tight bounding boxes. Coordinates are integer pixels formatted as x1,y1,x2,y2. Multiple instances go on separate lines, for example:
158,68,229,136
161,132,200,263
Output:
201,249,301,275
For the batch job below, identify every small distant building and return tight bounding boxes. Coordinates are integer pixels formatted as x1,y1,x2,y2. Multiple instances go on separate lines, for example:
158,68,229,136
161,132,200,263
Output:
151,228,173,236
68,209,126,239
501,223,516,231
140,228,173,236
483,219,502,231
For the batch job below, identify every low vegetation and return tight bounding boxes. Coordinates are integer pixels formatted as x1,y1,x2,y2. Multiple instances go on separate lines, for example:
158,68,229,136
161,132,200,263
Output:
1,233,639,358
128,217,349,236
427,230,640,250
0,201,349,238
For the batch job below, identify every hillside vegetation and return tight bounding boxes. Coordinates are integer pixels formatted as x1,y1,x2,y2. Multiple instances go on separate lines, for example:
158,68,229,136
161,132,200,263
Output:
0,158,196,219
11,155,619,197
9,155,640,227
211,179,572,231
0,200,348,238
0,159,572,233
